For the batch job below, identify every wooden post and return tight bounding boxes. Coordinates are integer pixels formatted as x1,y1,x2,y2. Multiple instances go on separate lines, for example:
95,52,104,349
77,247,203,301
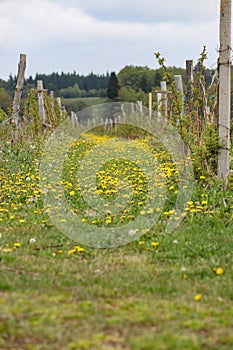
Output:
11,53,26,145
186,60,194,113
157,92,162,119
218,0,232,185
160,81,167,118
37,80,46,122
70,111,76,128
50,91,55,107
174,75,184,96
49,91,57,126
148,92,152,118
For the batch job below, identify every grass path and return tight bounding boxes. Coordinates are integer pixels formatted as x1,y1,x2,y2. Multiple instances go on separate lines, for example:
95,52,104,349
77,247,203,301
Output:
0,134,233,349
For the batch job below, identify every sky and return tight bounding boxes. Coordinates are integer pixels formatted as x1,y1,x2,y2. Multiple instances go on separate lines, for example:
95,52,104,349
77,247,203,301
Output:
0,0,224,80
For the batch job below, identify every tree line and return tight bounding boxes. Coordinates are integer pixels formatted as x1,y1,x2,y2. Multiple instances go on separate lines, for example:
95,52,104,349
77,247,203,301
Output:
0,63,231,119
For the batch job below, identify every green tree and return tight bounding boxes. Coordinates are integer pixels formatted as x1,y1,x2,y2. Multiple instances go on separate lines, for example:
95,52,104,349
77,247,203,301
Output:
106,72,120,100
0,88,12,112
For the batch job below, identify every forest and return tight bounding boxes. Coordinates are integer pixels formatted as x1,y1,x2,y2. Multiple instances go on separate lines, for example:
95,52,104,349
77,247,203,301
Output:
0,63,218,117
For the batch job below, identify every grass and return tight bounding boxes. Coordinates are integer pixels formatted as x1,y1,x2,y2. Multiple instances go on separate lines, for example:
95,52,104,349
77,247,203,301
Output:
61,97,107,113
0,132,233,350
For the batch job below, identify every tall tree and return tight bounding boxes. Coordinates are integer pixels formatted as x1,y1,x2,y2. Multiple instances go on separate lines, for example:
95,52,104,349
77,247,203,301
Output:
106,72,120,100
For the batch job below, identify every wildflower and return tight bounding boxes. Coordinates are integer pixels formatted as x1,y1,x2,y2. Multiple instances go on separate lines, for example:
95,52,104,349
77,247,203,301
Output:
128,229,136,236
29,238,36,244
3,248,13,253
214,267,224,275
151,242,159,247
74,246,85,252
68,249,77,255
194,294,202,301
14,243,21,248
69,190,75,196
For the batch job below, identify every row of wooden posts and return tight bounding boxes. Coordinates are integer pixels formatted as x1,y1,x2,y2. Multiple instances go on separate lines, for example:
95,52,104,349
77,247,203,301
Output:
10,54,195,138
6,0,233,186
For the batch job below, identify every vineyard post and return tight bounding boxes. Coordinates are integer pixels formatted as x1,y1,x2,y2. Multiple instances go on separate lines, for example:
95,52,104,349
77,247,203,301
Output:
11,53,26,145
148,92,152,118
174,75,184,97
37,80,46,122
218,0,232,185
186,60,194,118
160,81,167,118
157,92,162,119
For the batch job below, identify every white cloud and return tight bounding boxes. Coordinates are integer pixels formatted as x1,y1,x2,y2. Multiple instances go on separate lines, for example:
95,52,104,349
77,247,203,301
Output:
0,0,222,79
58,0,218,23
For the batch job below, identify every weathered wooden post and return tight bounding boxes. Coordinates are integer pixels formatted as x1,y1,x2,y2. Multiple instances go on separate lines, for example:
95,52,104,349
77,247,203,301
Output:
70,111,76,128
218,0,231,185
186,60,194,113
148,92,152,118
174,75,184,121
160,81,167,118
37,80,46,122
49,90,57,127
157,92,162,119
174,75,184,96
11,53,26,145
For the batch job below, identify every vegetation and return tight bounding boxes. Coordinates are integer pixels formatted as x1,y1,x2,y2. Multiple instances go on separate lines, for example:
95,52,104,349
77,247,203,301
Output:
0,50,232,349
0,131,232,349
106,72,120,101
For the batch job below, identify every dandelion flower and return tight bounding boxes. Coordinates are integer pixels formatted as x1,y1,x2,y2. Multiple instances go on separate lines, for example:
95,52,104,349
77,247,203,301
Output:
194,294,202,301
29,238,36,244
214,267,224,275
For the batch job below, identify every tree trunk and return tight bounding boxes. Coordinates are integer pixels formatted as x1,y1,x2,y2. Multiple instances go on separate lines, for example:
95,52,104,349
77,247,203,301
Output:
218,0,231,185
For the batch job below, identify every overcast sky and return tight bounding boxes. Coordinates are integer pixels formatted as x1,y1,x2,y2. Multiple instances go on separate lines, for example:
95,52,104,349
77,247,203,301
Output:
0,0,224,80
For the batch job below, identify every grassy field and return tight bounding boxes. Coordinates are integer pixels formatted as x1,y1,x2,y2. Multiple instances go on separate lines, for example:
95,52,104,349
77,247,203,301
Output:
0,132,233,350
61,97,107,113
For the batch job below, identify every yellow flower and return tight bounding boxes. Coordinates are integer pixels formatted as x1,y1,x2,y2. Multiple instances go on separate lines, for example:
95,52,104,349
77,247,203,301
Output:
3,248,13,253
69,190,75,196
14,243,21,248
151,242,159,247
215,267,224,275
68,249,76,255
60,219,67,223
74,246,85,252
194,294,202,301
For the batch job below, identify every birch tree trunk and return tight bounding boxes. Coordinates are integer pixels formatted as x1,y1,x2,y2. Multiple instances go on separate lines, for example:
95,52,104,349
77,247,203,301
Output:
218,0,231,185
11,53,26,145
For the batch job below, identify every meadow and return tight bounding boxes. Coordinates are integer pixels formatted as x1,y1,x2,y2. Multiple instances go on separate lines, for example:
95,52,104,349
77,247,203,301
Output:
0,127,233,350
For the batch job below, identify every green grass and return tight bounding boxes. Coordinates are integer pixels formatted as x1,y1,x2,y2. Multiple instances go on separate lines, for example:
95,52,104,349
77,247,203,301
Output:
0,218,233,350
0,135,233,350
62,97,107,113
